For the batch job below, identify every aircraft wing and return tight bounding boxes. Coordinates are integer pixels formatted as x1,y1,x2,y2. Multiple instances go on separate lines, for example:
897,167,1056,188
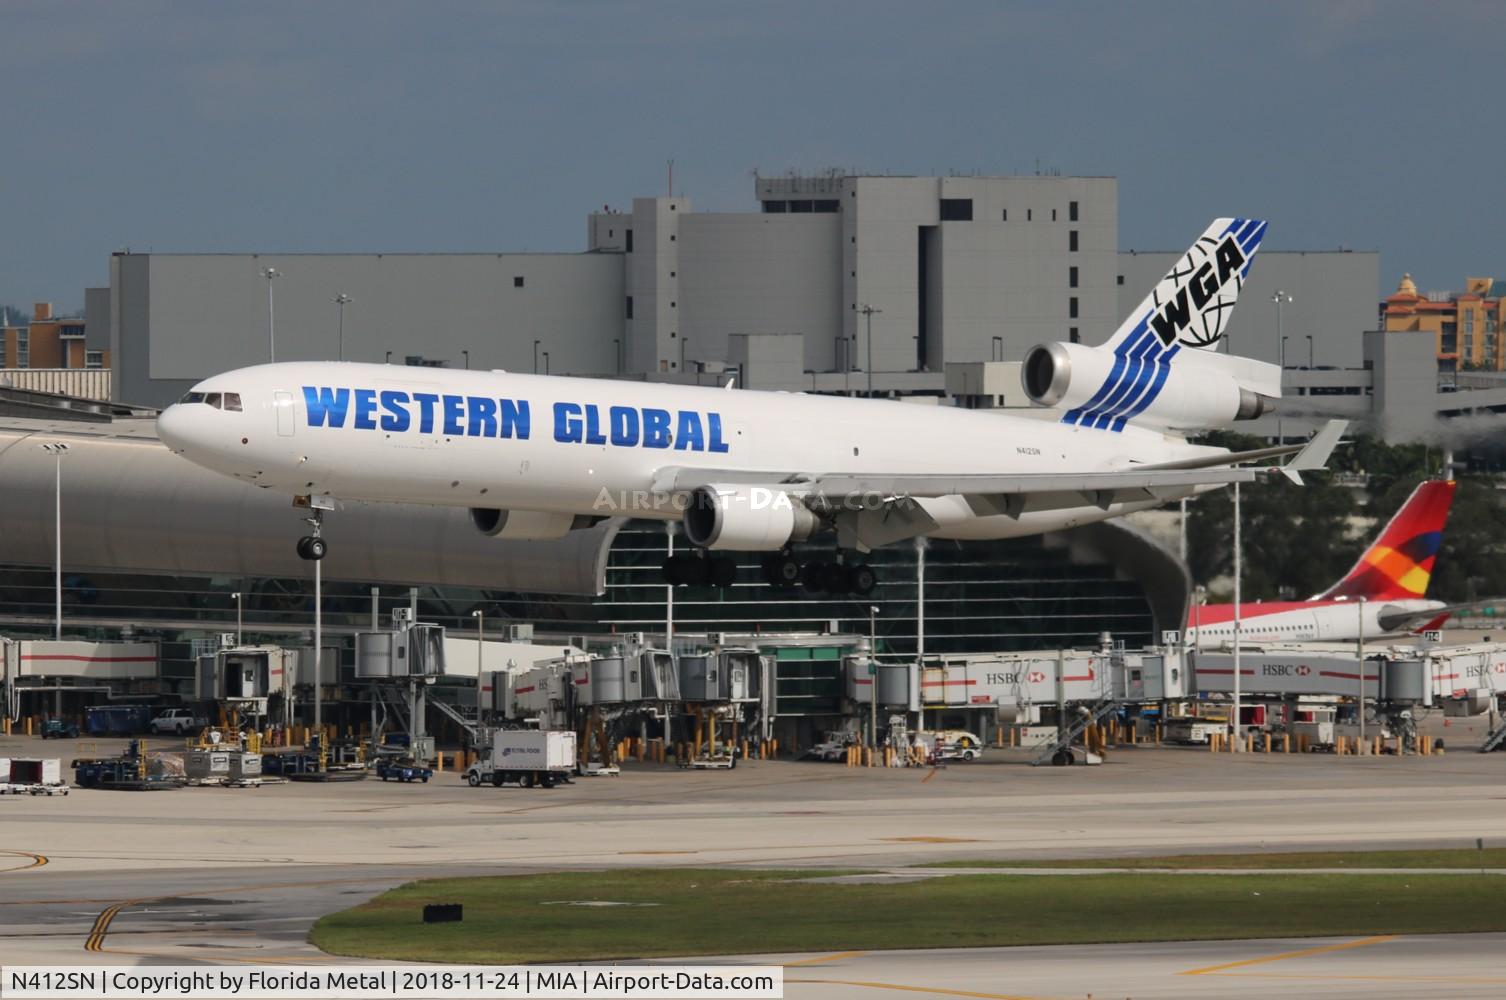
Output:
1377,601,1498,634
654,420,1346,549
656,419,1346,502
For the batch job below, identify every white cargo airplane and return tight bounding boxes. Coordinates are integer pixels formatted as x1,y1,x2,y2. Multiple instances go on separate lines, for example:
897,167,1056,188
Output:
157,218,1344,594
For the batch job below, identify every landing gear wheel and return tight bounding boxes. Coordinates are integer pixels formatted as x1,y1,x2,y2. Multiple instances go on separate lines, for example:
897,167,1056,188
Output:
848,563,877,596
708,556,737,588
1051,749,1073,767
762,552,802,587
297,535,327,561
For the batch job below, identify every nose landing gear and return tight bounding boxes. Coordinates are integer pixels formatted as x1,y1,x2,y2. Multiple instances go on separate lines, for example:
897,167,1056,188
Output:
294,494,334,561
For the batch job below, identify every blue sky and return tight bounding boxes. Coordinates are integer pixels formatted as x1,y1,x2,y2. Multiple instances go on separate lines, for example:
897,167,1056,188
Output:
4,1,1502,309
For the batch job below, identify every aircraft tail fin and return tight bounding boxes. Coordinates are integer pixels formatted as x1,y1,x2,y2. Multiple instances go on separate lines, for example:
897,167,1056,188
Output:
1104,218,1267,354
1316,480,1457,601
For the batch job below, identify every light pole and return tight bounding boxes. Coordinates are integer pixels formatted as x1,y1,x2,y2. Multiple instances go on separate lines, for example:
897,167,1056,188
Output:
991,335,1003,362
461,350,470,370
1357,597,1367,755
472,609,484,747
261,267,280,362
533,340,541,374
231,591,243,647
1272,291,1292,443
39,442,69,639
860,304,882,397
1232,481,1243,751
1305,334,1315,370
542,351,550,375
384,350,392,364
679,337,687,374
868,604,879,762
1194,585,1206,654
335,293,352,361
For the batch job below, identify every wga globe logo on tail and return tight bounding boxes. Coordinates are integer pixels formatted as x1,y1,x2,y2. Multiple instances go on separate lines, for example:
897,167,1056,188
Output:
1150,221,1262,349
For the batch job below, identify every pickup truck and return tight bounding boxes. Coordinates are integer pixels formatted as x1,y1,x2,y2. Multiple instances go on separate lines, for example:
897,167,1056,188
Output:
147,708,208,735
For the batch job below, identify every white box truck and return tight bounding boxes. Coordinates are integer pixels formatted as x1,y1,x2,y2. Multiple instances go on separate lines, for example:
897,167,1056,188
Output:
464,730,576,789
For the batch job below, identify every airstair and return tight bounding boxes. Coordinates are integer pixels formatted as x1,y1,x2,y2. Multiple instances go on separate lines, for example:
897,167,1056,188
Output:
1481,717,1506,754
1030,696,1119,766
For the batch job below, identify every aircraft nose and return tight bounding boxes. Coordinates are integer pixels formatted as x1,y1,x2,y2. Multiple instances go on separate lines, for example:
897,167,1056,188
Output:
155,403,197,454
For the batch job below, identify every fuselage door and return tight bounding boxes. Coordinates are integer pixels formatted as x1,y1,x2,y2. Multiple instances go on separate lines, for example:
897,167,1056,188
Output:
274,391,296,437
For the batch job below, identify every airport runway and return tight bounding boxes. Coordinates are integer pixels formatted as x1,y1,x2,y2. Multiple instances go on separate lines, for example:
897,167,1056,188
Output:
3,740,1504,997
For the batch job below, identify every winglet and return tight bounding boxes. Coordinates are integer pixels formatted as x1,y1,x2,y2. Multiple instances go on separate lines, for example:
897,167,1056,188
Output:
1279,419,1347,483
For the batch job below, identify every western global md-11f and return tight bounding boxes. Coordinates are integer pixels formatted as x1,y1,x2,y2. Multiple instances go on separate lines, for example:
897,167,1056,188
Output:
157,218,1344,594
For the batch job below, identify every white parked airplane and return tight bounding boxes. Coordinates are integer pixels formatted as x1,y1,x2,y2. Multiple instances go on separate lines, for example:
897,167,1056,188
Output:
157,218,1343,594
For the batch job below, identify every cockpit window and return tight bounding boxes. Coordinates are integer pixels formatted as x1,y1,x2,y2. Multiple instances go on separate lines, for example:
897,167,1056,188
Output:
179,391,206,404
204,393,222,409
223,392,242,411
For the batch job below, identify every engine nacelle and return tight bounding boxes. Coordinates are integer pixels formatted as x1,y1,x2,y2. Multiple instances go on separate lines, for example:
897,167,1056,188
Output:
682,484,819,551
1022,341,1274,430
470,508,595,541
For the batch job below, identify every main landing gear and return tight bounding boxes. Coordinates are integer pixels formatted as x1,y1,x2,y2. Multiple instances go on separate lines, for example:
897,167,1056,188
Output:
662,552,737,587
661,549,876,596
793,557,876,597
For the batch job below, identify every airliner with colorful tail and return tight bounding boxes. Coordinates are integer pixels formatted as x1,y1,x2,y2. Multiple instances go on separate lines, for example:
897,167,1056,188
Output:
1188,479,1458,643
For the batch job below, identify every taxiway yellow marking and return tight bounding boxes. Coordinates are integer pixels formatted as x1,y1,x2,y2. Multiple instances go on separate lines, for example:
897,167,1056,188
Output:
920,768,939,783
879,837,979,844
618,850,698,855
80,874,405,953
1196,970,1506,985
1178,934,1396,975
0,851,48,872
784,950,868,967
786,978,1050,999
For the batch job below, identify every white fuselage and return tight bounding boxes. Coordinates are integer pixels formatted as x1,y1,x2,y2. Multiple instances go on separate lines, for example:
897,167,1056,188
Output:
156,362,1225,541
1186,599,1445,645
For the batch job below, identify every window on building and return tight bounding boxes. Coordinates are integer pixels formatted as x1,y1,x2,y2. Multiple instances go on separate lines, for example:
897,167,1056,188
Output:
814,200,840,212
513,276,524,288
1464,311,1474,333
1052,209,1057,221
669,233,676,241
1069,297,1079,319
85,351,104,369
625,229,633,252
1070,200,1079,221
1069,266,1079,288
1069,230,1079,252
789,200,814,213
1070,328,1080,343
625,296,634,319
1027,209,1033,222
15,330,27,368
762,200,787,213
1001,209,1007,221
940,198,973,221
1117,274,1124,285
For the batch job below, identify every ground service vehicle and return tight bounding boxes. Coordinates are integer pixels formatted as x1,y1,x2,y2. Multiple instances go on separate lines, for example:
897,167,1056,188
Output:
148,708,207,735
40,719,79,739
465,730,576,789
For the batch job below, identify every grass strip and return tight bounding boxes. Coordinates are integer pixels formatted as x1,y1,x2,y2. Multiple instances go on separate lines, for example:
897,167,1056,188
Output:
922,848,1506,870
310,867,1506,964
